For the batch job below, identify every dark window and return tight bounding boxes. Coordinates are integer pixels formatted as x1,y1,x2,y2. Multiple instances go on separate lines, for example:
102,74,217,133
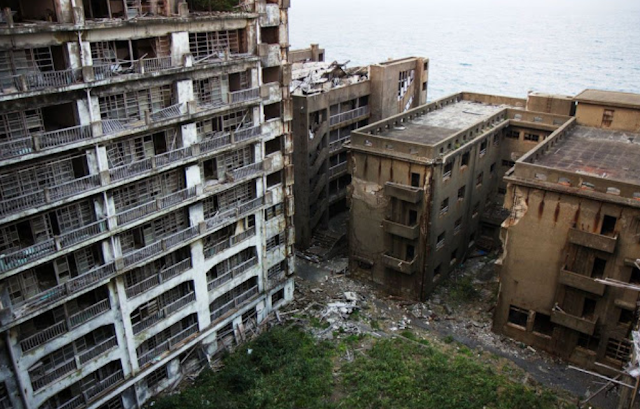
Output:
406,245,415,260
433,263,441,277
267,171,282,187
411,173,421,187
480,140,488,154
490,162,496,174
582,298,597,319
450,248,458,264
498,187,507,195
506,130,520,139
408,210,418,225
600,215,617,236
461,152,470,168
440,198,449,214
533,313,553,336
271,288,285,305
457,186,465,201
508,306,528,328
619,308,634,325
443,162,453,179
476,172,483,187
577,333,600,351
524,133,539,142
591,258,607,279
630,267,640,285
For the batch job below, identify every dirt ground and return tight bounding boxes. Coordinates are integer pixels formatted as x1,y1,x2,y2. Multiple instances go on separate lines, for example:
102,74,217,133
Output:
287,253,623,409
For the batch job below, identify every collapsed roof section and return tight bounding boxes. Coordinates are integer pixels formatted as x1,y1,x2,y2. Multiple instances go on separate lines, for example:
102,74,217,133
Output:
290,60,368,96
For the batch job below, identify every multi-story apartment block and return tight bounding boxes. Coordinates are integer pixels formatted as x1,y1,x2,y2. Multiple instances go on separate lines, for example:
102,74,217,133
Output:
346,92,573,300
290,47,428,250
494,90,640,376
0,0,294,408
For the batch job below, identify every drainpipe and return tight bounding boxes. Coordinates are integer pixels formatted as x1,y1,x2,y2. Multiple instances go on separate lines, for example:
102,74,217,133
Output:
5,332,29,409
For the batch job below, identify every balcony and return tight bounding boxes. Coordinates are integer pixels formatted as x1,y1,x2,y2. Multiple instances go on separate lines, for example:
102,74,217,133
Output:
207,255,259,292
384,182,424,203
125,259,192,299
35,124,93,151
383,220,420,240
210,285,259,322
205,196,266,234
19,299,111,353
329,106,370,127
0,137,33,160
100,102,187,136
109,146,192,182
233,125,262,144
93,57,174,80
329,138,349,153
121,226,199,268
116,187,197,227
29,335,117,391
229,88,260,104
550,310,597,335
12,263,116,319
0,240,56,274
382,253,419,275
137,321,198,367
83,369,124,401
329,162,348,178
568,228,617,254
258,43,281,67
226,161,264,182
203,228,257,260
199,132,232,154
558,269,606,296
5,69,83,94
132,291,196,335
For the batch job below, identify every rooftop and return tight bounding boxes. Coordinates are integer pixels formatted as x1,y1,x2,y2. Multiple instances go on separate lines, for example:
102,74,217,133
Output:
378,100,510,145
534,125,640,185
290,61,367,96
575,89,640,109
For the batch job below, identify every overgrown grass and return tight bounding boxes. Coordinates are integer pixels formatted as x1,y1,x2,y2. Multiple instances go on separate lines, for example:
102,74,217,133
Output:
152,327,335,409
152,327,566,409
339,338,562,409
449,275,480,304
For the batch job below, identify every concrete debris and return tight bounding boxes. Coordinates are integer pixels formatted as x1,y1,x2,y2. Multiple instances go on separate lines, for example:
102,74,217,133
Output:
290,61,368,96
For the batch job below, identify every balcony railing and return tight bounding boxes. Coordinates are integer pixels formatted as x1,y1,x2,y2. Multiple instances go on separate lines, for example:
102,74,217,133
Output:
83,369,124,401
150,103,186,122
329,162,348,178
0,239,56,274
0,137,33,159
31,359,76,391
203,228,257,261
47,174,101,202
234,125,262,143
155,146,192,167
205,196,265,233
133,56,173,74
207,256,258,292
15,263,116,317
229,88,260,104
0,191,46,218
132,292,196,334
329,106,370,126
199,132,232,154
137,322,198,367
78,336,118,365
20,321,67,352
226,161,263,182
125,258,191,299
94,56,174,79
23,69,82,91
57,394,84,409
68,298,111,328
109,158,153,181
58,219,107,249
121,225,199,268
36,124,92,151
210,285,259,321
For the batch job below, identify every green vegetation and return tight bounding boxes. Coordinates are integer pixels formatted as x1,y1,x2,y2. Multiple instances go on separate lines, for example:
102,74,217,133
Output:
449,275,480,304
152,326,567,409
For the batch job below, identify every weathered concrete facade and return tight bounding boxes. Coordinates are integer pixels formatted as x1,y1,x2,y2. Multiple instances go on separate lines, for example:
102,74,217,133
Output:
346,92,571,300
494,90,640,376
291,51,428,249
0,1,294,408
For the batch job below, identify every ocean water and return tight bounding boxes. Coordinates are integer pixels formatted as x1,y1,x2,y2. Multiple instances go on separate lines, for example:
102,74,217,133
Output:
290,0,640,101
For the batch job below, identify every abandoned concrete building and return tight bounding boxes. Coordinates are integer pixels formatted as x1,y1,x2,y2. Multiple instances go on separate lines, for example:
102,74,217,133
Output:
290,48,428,251
0,0,294,408
346,92,576,301
493,89,640,376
